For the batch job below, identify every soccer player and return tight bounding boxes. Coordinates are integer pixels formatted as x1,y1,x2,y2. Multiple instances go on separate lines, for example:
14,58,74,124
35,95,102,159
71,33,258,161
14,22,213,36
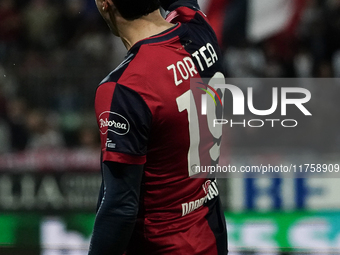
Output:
88,0,228,254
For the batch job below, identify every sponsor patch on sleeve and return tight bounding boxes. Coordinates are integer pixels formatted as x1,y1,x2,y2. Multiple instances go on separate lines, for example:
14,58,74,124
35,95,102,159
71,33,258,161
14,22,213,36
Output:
99,111,130,136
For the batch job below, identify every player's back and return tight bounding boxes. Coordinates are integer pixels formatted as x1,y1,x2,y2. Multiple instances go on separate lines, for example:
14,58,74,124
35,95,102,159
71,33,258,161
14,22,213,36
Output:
125,4,226,255
95,1,227,254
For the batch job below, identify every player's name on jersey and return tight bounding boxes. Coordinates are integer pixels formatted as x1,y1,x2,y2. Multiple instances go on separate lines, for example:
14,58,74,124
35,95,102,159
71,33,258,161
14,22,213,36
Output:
167,42,218,86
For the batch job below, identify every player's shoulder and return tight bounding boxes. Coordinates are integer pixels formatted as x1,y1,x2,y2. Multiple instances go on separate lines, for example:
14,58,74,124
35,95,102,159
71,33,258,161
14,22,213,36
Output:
99,42,165,86
98,52,136,86
96,52,159,108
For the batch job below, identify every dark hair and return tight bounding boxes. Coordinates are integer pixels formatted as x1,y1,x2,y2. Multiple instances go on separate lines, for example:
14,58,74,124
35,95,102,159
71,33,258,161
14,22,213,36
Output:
113,0,161,20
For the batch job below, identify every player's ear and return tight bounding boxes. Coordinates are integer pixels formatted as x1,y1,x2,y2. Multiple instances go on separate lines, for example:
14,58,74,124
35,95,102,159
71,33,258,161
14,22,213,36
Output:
102,0,114,11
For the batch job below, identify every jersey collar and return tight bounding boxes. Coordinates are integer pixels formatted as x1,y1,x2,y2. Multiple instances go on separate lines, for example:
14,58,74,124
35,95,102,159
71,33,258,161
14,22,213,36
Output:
128,23,185,54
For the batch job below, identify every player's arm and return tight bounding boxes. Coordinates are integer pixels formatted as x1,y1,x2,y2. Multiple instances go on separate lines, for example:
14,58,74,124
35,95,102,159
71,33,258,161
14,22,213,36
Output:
90,81,151,255
88,161,143,255
160,0,200,12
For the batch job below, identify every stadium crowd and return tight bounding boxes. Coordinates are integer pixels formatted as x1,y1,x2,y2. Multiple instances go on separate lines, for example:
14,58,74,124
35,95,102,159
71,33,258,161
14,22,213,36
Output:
221,0,340,78
0,0,340,154
0,0,108,152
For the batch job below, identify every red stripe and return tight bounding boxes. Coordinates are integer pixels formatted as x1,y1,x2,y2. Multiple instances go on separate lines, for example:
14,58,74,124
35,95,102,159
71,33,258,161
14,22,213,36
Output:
198,82,223,106
102,150,146,165
205,84,223,106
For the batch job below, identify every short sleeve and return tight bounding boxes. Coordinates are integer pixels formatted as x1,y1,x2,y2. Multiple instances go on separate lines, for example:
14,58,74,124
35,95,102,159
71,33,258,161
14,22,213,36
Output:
95,82,152,165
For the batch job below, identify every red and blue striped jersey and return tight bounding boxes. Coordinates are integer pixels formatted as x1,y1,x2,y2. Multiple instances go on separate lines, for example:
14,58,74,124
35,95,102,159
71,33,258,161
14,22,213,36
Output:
95,1,227,254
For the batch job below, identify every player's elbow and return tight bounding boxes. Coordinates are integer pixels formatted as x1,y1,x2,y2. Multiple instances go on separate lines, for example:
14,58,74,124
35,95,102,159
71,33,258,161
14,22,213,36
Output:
113,204,139,219
101,198,139,219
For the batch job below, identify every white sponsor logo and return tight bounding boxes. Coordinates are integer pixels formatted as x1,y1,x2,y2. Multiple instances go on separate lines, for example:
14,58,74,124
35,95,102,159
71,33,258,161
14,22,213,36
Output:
182,197,207,217
105,138,116,149
181,179,219,216
100,118,127,130
98,111,130,135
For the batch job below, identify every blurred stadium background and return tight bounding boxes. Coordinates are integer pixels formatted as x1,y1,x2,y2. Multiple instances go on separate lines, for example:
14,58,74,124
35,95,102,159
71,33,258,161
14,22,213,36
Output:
1,0,340,254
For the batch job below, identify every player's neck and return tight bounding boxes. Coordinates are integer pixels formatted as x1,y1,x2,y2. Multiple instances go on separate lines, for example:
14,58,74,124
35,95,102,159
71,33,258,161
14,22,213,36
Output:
118,10,175,50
